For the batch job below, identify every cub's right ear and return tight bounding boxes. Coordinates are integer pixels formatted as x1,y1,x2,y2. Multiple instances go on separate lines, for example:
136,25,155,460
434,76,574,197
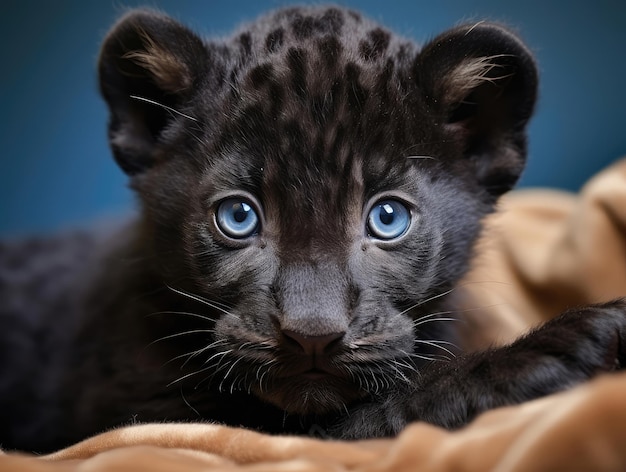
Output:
98,10,210,175
416,23,538,198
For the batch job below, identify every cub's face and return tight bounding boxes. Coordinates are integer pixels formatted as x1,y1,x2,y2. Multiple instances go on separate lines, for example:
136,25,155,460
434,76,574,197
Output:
99,7,536,413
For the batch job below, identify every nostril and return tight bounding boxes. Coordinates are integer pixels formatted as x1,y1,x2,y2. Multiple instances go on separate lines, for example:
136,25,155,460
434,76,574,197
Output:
281,330,345,356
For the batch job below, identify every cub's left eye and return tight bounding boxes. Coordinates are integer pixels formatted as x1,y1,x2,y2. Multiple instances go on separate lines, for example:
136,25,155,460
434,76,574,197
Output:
216,198,260,239
367,200,411,240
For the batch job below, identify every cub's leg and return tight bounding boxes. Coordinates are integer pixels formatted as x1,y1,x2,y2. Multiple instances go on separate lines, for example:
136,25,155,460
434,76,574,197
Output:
334,299,626,438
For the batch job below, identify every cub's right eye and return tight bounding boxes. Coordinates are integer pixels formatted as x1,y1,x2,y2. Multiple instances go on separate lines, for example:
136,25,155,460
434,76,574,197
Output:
216,198,260,239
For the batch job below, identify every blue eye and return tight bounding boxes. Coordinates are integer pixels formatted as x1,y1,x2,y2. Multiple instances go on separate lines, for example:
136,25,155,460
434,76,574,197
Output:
216,198,260,239
367,200,411,240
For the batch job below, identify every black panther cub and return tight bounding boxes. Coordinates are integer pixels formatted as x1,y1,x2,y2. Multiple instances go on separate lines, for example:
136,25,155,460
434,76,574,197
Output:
1,6,625,453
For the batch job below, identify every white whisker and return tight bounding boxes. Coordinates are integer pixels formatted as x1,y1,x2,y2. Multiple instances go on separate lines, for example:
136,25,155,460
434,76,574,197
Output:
167,364,215,387
130,95,198,121
415,339,457,358
166,285,241,322
148,329,215,347
203,349,233,366
411,352,444,362
223,356,243,381
180,388,200,417
147,310,214,323
413,316,459,328
389,361,411,384
174,339,228,367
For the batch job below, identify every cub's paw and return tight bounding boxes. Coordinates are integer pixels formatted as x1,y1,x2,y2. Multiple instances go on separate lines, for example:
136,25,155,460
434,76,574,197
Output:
326,396,408,440
524,298,626,376
579,298,626,371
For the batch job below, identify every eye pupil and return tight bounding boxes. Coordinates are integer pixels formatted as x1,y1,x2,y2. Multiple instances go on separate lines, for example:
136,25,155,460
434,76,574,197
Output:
234,203,251,223
379,204,394,225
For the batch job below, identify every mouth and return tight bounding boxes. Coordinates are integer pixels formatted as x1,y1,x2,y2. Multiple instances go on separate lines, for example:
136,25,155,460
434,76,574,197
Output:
296,368,335,381
277,356,344,380
253,360,363,415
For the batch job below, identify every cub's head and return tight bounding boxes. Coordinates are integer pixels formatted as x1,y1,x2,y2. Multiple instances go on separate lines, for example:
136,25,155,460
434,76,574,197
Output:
99,7,536,414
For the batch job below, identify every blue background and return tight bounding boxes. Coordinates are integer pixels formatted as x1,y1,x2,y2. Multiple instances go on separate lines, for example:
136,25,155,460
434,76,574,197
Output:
1,1,625,236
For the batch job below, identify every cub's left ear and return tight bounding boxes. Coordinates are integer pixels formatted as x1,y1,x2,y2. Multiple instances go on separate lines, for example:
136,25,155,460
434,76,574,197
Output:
416,23,538,197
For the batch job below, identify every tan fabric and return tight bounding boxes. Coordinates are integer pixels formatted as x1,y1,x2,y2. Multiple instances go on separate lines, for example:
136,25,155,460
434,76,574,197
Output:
459,157,626,348
2,158,626,471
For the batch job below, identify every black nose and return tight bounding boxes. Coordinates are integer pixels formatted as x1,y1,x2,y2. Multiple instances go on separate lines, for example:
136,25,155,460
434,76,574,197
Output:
281,330,344,356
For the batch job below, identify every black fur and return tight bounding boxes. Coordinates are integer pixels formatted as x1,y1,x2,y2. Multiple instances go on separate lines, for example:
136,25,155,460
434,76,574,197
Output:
1,6,624,454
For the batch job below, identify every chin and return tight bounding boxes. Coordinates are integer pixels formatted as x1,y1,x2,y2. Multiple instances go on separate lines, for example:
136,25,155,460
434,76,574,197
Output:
255,374,365,415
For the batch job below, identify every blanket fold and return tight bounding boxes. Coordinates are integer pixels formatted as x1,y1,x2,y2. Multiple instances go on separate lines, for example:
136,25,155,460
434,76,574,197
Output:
461,158,626,347
2,158,626,471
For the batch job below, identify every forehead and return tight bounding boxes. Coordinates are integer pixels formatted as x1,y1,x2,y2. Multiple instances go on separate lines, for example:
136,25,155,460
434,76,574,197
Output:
205,8,430,195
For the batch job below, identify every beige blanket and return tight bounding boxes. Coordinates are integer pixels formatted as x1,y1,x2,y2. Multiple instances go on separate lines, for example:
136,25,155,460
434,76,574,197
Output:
2,158,625,471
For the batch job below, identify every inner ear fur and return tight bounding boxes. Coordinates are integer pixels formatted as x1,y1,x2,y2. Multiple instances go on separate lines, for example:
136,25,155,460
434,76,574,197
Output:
98,10,209,175
416,23,538,197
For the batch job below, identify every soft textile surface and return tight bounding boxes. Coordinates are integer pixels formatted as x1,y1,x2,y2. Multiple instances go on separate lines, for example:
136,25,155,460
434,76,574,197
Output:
2,158,625,471
460,157,626,349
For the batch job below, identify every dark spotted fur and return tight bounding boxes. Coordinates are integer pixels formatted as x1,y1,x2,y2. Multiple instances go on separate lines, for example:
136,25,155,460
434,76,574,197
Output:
1,6,626,453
